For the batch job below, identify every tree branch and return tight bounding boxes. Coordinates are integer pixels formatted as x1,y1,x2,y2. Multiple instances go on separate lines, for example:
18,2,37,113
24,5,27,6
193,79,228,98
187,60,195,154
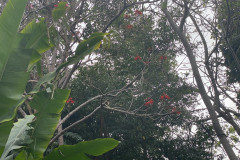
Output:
190,12,240,137
18,107,27,117
49,105,102,146
162,1,238,159
102,0,161,33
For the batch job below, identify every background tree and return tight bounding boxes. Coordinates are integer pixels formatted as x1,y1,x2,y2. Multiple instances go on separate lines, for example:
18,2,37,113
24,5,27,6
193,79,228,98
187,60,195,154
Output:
1,0,240,159
161,0,240,159
62,8,216,159
218,0,240,84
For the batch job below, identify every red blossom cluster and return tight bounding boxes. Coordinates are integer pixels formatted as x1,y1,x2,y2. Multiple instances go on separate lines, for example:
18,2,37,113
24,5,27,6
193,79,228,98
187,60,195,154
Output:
160,56,167,60
135,10,142,15
172,107,181,115
144,98,154,106
127,24,133,29
124,10,143,30
66,97,75,104
159,93,170,100
134,56,142,60
54,3,69,8
124,14,130,19
143,95,181,115
65,3,69,8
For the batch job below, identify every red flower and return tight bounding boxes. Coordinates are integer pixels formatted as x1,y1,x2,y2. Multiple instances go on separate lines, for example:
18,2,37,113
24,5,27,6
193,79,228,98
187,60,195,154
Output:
135,10,142,15
159,93,170,100
176,111,181,115
164,94,170,99
134,56,142,61
66,97,75,104
160,56,167,60
160,96,165,100
171,107,181,115
65,3,69,7
144,98,154,106
124,14,130,19
144,61,150,65
54,4,58,8
172,107,177,112
127,24,133,29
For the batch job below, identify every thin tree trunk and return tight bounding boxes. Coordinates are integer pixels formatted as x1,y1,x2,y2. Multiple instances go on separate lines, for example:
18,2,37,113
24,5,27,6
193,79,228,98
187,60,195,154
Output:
189,14,240,137
161,2,237,159
58,118,64,145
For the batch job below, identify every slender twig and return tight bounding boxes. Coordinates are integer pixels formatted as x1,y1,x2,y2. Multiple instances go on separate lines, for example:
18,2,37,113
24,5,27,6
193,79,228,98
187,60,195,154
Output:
56,69,145,129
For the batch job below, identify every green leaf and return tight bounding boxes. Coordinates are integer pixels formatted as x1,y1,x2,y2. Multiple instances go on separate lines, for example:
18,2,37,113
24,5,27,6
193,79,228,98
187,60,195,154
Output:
0,3,53,123
44,138,119,160
52,2,68,21
36,61,43,78
0,115,34,160
29,32,107,88
15,150,27,160
0,121,14,156
56,32,108,72
230,135,239,143
228,126,235,134
75,32,107,57
27,51,42,72
0,35,42,122
29,89,70,159
20,19,53,71
0,0,30,123
20,19,54,54
0,97,28,156
0,0,28,78
15,150,34,160
0,49,31,122
29,72,57,94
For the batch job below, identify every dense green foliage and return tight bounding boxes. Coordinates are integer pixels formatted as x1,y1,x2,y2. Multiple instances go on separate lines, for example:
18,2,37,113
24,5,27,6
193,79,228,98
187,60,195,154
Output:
63,9,215,159
1,0,240,159
218,0,240,83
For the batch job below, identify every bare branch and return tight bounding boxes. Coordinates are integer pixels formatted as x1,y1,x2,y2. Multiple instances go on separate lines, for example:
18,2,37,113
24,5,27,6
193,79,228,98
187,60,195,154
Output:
49,105,102,146
179,1,189,32
103,104,176,118
162,1,238,158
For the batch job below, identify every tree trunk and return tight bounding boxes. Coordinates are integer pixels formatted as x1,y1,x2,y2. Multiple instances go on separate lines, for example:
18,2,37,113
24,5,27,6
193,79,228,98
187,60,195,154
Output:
161,2,237,159
58,118,64,145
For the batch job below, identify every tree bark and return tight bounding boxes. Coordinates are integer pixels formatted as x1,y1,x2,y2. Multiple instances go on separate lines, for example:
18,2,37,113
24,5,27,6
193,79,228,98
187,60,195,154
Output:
189,14,240,137
58,118,64,145
161,1,237,159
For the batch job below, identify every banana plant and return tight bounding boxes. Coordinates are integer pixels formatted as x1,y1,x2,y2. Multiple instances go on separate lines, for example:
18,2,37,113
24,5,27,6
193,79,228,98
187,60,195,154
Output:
0,0,117,159
0,115,34,160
